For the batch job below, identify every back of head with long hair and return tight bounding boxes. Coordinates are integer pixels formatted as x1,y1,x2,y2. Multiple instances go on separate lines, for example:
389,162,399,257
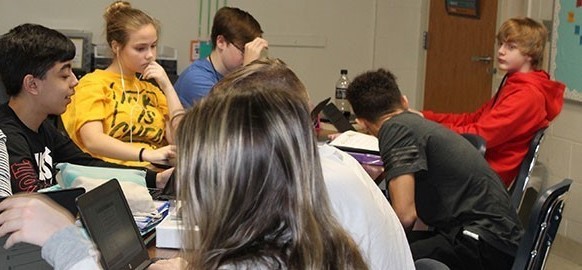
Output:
211,58,308,102
176,60,368,269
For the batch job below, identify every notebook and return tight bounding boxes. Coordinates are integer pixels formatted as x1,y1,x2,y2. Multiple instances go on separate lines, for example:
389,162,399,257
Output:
328,130,380,155
0,187,86,270
76,179,156,270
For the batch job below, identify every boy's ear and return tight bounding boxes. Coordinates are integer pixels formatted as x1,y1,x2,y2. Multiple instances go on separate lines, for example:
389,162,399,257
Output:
22,74,40,95
356,117,371,130
215,35,228,50
401,95,410,110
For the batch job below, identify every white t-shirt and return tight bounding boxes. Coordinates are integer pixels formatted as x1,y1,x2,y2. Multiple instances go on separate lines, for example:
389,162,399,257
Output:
318,144,415,270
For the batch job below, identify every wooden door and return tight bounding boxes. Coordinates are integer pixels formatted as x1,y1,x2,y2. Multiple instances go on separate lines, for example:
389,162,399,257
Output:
423,0,498,113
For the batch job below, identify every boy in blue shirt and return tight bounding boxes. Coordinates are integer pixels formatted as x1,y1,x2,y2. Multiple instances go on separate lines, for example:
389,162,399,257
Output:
174,7,268,107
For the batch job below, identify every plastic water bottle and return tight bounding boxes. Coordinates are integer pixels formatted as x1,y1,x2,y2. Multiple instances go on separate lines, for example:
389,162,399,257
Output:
335,69,352,119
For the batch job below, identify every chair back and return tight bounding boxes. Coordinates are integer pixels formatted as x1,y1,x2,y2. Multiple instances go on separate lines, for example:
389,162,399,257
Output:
461,133,486,156
511,178,573,270
510,128,547,211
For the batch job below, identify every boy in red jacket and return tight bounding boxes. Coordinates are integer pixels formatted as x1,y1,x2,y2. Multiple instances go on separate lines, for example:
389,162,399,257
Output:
422,17,565,187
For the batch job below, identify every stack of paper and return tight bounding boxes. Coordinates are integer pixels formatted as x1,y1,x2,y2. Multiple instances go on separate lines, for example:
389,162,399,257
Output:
329,130,380,154
135,200,170,236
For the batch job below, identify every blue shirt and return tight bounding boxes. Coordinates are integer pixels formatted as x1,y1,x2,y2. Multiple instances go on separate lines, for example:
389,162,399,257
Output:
174,58,223,108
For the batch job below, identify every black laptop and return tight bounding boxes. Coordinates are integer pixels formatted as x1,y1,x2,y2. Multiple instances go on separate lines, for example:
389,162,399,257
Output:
311,97,356,133
322,102,356,132
76,179,157,270
0,187,85,270
310,97,331,123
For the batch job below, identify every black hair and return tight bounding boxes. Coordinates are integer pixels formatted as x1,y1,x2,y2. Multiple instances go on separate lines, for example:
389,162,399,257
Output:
346,68,403,122
0,23,75,96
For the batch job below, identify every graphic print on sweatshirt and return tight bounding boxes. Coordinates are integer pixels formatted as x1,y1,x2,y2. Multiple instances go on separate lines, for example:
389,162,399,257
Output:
10,146,54,192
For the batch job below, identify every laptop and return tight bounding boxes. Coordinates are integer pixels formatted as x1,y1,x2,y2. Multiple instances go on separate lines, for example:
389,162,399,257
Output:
322,102,356,132
310,97,331,123
76,179,156,270
0,187,85,270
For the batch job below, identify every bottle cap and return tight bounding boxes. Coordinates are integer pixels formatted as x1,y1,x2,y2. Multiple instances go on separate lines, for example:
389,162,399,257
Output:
340,69,348,75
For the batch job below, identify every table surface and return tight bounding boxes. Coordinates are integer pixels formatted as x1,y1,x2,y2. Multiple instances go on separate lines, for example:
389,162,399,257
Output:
147,239,180,259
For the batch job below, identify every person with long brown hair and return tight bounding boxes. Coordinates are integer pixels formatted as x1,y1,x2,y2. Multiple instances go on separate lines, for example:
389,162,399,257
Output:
166,87,368,269
209,58,414,269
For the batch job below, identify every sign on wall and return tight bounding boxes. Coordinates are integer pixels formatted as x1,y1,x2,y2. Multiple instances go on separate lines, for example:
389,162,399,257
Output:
551,0,582,102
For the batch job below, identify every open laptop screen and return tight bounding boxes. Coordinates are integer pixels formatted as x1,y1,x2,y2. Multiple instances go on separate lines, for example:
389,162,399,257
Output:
77,179,151,270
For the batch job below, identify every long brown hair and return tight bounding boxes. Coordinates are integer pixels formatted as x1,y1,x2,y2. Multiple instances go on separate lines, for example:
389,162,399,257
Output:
176,76,367,269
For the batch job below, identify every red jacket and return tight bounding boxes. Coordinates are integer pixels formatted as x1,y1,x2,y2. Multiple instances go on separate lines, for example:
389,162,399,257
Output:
423,70,565,187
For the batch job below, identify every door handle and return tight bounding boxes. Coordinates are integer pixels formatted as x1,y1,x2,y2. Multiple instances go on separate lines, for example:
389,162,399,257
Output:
471,56,492,62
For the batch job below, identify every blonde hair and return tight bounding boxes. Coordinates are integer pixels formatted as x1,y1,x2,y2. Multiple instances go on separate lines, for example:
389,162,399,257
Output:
176,62,368,269
103,1,160,51
496,17,548,69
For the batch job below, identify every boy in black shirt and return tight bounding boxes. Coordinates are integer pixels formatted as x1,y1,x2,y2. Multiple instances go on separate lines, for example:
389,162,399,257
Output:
345,68,522,269
0,23,172,194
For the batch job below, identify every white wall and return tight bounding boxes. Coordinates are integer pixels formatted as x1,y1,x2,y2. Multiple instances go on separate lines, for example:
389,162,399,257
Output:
0,0,197,72
527,0,582,245
0,0,376,105
229,0,376,104
373,0,427,109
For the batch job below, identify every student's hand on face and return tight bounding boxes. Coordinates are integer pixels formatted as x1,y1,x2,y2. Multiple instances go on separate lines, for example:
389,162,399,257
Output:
142,61,172,92
148,257,187,269
0,195,75,249
144,145,176,166
243,37,269,65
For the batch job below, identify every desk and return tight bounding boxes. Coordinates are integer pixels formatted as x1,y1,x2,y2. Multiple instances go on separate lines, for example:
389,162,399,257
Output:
147,238,180,259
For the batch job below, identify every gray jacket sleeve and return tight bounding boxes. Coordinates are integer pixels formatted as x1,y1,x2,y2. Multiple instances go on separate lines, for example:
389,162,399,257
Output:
41,225,103,270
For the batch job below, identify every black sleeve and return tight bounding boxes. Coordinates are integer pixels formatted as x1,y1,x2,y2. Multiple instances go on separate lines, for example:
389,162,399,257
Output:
3,123,46,193
378,122,427,181
48,124,158,188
